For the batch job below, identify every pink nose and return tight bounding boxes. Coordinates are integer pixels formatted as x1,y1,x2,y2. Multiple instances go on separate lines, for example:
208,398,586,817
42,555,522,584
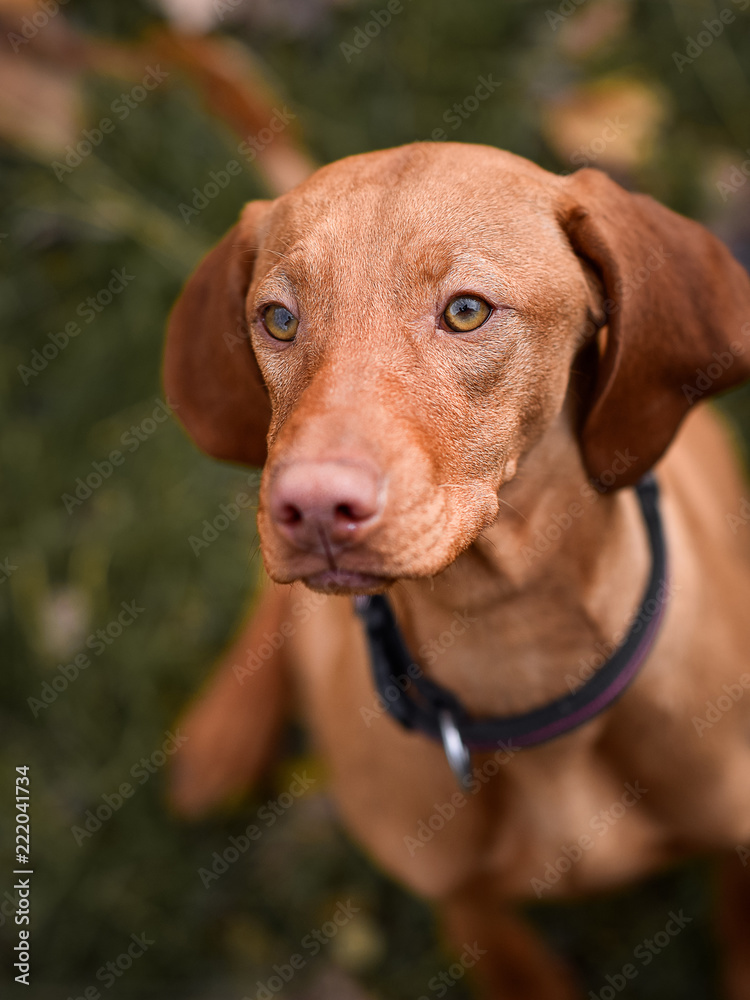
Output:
269,461,382,549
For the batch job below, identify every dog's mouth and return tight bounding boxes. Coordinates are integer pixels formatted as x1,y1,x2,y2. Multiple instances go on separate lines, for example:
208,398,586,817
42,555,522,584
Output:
261,506,490,595
304,568,393,595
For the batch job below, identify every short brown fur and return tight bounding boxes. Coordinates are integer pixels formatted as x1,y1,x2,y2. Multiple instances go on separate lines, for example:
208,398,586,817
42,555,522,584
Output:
165,144,750,999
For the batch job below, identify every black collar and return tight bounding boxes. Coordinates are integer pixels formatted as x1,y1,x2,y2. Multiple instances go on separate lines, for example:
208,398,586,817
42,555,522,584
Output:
354,474,669,787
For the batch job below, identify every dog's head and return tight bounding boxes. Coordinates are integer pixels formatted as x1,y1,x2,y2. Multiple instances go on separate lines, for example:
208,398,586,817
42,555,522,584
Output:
165,143,750,593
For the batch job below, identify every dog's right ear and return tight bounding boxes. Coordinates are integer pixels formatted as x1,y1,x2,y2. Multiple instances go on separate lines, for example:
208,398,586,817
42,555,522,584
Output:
164,201,273,467
560,169,750,488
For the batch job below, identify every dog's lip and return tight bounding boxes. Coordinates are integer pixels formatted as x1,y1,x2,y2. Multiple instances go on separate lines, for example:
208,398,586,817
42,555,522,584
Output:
304,569,393,595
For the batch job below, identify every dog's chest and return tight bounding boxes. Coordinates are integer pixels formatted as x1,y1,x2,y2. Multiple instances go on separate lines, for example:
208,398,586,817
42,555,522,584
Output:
483,719,750,898
291,597,750,901
475,745,674,898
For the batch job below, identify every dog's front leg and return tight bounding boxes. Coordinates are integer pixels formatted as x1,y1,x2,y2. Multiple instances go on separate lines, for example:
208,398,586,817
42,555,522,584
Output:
719,847,750,1000
440,882,581,1000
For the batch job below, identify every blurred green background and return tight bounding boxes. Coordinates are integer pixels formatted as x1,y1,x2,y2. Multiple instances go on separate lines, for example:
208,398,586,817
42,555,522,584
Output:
1,0,750,997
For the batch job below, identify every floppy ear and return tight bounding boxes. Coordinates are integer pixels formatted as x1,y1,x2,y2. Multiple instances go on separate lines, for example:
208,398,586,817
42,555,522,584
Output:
561,168,750,489
164,201,273,466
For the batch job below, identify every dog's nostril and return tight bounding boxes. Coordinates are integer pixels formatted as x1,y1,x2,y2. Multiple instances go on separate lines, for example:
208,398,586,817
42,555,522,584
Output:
270,460,382,540
335,499,377,523
279,503,303,525
335,503,357,522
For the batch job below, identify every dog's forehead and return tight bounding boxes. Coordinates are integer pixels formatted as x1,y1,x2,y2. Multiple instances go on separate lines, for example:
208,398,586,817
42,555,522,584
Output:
259,143,567,278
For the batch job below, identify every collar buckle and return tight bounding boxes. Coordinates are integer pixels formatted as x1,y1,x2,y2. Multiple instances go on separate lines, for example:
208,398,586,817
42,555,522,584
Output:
437,709,473,789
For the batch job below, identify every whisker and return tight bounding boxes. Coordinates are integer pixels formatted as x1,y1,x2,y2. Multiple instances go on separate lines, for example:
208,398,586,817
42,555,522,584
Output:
229,243,292,263
389,578,417,610
496,496,527,521
434,480,527,520
476,530,499,554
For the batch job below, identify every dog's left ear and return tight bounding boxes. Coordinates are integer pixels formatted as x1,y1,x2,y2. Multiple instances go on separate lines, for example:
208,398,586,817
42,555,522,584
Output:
163,200,273,467
560,168,750,488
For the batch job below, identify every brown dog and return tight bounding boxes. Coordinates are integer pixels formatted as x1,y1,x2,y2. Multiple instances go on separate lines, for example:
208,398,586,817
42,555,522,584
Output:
164,143,750,999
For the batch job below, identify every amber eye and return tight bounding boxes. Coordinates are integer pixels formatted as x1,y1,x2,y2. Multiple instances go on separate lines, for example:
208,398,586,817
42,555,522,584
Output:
443,295,491,332
262,304,298,341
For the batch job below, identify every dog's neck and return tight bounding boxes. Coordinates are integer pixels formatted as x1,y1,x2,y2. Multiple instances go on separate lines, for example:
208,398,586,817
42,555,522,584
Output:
388,414,652,717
